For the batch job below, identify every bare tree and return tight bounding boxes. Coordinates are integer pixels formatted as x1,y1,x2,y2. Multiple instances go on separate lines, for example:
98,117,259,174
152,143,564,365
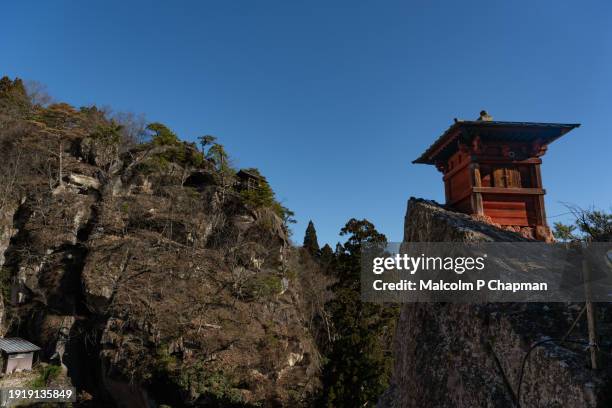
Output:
554,203,612,242
112,111,147,146
24,80,53,107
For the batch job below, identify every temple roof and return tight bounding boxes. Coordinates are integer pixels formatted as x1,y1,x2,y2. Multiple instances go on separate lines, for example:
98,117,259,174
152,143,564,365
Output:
413,119,580,165
237,169,263,180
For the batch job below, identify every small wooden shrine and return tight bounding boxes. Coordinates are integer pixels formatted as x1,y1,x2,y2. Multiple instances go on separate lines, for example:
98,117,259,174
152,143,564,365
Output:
236,169,263,191
413,111,580,241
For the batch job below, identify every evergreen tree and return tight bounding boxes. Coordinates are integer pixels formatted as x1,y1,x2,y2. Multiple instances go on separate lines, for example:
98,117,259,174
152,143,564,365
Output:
571,207,612,242
334,242,343,256
553,206,611,242
553,222,577,242
303,220,320,256
0,76,30,116
319,244,335,271
238,168,295,226
239,168,277,209
321,219,398,407
206,143,231,173
147,122,179,146
197,134,217,152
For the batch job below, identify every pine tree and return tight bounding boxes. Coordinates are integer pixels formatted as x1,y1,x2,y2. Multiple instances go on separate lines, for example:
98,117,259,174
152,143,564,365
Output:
552,222,577,242
319,244,334,270
303,220,320,256
0,76,30,116
147,122,179,146
197,134,217,152
321,219,398,407
554,206,612,242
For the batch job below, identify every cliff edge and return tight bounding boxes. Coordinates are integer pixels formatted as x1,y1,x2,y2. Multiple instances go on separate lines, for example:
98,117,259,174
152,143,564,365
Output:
0,77,324,407
380,198,612,408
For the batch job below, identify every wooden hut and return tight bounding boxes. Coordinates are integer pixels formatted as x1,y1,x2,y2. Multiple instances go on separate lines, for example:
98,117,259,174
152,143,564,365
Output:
236,169,263,191
0,338,40,375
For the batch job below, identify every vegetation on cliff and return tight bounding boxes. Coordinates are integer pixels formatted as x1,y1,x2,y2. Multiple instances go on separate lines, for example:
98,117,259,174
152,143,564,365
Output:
553,205,612,242
1,75,402,407
300,219,399,407
0,75,319,407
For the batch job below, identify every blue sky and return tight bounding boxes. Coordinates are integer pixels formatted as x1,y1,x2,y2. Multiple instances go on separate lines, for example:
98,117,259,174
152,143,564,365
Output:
3,1,611,245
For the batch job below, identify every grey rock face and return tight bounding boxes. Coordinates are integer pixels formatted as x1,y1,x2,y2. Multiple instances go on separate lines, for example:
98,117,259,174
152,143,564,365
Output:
0,133,321,407
381,198,612,408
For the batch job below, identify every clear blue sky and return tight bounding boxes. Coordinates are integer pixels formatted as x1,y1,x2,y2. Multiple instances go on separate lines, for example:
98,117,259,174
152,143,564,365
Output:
3,1,611,245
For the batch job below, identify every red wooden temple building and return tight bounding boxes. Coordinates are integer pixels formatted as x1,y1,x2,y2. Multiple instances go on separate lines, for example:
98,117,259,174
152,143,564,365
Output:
414,111,580,241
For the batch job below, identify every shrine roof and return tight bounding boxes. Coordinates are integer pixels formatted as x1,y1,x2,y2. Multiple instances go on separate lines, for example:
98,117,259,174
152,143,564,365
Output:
413,120,580,165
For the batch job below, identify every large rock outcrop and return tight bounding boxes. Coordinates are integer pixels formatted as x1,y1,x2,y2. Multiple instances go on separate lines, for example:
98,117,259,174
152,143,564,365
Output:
0,104,323,407
381,198,612,408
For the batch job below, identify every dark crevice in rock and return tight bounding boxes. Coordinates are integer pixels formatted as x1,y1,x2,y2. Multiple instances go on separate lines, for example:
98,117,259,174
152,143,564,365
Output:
77,204,99,242
1,200,33,328
3,199,33,272
64,190,112,403
65,318,113,404
41,244,89,315
184,171,216,190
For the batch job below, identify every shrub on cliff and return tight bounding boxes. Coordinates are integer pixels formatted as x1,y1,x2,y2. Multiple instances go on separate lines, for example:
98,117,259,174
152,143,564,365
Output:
0,76,30,117
239,168,295,225
148,122,180,146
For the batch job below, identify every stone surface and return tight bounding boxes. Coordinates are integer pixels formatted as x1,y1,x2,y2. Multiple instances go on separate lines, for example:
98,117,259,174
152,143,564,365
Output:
0,131,323,407
380,198,612,408
67,173,101,190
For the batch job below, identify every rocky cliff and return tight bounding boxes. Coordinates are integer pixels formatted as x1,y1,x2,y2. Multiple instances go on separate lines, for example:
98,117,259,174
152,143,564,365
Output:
380,198,612,408
0,78,325,407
